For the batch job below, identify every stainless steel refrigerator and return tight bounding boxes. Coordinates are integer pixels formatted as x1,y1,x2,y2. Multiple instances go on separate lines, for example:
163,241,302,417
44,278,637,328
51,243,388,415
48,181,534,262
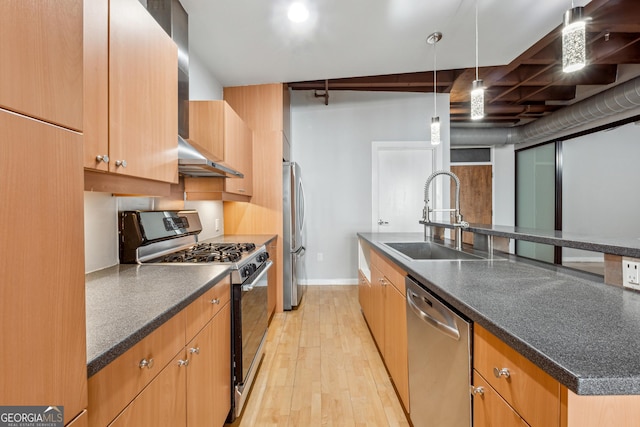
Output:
283,162,306,310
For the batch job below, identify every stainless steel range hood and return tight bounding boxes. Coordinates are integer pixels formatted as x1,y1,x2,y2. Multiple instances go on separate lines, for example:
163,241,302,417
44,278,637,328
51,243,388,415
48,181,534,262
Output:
178,136,244,178
147,0,244,178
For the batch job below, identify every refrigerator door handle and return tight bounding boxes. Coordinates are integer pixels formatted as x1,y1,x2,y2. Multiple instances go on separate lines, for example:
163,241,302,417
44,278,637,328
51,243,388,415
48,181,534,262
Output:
292,246,306,257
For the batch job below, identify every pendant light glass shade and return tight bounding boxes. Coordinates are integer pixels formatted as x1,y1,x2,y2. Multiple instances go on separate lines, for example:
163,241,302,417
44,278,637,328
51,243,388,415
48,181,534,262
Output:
471,79,485,120
562,6,586,73
431,116,441,146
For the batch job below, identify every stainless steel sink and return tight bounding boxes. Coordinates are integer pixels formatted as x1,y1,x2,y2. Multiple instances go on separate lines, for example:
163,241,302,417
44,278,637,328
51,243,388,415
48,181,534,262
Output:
383,241,486,261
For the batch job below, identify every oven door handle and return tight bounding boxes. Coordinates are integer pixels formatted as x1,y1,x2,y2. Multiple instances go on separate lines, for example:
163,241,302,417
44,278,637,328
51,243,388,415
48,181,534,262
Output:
241,260,273,292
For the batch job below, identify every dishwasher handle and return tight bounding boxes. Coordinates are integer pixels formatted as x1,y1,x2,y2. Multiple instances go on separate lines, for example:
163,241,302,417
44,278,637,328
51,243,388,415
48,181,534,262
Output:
407,288,461,340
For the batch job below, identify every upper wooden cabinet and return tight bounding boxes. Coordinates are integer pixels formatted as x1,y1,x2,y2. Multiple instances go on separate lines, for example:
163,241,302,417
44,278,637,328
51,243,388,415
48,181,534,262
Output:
185,100,253,199
84,0,179,184
0,0,83,130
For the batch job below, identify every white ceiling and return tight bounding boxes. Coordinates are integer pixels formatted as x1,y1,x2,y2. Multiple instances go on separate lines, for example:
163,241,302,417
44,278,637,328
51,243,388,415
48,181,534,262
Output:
180,0,591,87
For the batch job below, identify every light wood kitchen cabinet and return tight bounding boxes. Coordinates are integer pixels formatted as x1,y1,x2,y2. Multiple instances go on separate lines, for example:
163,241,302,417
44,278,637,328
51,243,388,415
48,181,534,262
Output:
0,108,87,425
88,311,187,427
0,0,83,131
185,101,253,200
109,352,188,427
268,239,278,321
66,411,88,427
368,249,410,412
89,275,232,427
474,324,560,427
358,270,372,322
223,84,288,313
369,263,387,352
473,373,529,427
186,303,231,427
83,0,179,184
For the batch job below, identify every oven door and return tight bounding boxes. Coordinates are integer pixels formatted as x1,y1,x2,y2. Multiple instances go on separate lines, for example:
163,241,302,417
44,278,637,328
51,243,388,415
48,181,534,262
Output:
231,259,273,419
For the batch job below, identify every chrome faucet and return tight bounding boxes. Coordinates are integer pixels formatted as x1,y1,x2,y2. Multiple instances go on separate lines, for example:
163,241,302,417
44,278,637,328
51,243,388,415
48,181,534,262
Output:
420,170,468,250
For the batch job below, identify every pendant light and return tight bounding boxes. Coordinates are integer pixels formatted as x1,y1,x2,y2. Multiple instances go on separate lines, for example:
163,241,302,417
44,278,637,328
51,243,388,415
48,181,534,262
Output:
427,32,442,146
471,0,484,120
562,1,587,73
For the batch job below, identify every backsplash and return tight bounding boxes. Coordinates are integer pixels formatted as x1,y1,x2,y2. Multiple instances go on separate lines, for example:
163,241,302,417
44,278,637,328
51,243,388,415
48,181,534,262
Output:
84,191,224,273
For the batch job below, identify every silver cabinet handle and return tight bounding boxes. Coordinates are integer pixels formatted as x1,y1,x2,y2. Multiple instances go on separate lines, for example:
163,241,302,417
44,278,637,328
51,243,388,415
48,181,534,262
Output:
189,347,200,355
96,154,109,163
493,367,511,379
210,298,220,305
470,386,485,396
115,160,127,168
238,189,246,193
177,359,189,367
139,358,154,369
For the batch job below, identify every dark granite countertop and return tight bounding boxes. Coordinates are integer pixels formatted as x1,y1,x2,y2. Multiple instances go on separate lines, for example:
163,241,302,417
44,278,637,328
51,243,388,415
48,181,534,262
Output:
358,232,640,396
85,234,276,377
427,221,640,258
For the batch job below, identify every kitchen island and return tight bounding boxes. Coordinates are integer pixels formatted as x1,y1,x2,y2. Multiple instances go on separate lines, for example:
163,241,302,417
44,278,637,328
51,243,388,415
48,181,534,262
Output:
358,232,640,426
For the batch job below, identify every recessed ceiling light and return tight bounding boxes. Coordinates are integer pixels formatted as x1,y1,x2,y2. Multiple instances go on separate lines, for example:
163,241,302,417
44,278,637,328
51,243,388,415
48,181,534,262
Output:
288,2,309,23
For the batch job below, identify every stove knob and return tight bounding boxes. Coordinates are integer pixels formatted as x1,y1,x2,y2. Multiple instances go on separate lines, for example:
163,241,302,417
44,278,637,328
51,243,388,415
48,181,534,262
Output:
258,252,269,262
242,266,251,277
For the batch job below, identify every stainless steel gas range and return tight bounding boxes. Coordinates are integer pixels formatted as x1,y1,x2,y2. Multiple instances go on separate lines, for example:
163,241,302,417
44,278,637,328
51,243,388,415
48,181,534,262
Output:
119,210,271,422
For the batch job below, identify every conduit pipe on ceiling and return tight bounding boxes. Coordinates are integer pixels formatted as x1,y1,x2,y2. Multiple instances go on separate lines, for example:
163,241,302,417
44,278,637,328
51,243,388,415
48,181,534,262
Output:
450,75,640,146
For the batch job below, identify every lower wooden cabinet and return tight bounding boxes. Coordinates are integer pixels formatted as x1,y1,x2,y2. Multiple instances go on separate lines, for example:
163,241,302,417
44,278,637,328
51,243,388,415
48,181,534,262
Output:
383,282,410,412
186,302,231,427
360,246,410,413
109,352,187,427
89,277,232,427
66,410,88,427
474,325,559,427
473,373,529,427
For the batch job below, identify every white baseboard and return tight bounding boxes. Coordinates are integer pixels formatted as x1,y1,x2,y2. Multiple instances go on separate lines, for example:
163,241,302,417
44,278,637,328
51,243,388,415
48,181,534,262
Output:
300,279,358,286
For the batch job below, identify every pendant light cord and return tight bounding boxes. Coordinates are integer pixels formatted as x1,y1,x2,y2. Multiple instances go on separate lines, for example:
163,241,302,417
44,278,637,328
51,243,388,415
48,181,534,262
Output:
433,41,437,114
475,0,479,81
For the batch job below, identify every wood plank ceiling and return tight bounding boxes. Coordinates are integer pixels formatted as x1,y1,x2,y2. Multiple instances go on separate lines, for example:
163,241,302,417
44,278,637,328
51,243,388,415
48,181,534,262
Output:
287,0,640,126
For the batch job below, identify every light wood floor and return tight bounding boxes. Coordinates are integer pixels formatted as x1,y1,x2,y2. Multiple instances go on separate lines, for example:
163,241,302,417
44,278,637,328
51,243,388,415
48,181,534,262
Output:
227,285,410,427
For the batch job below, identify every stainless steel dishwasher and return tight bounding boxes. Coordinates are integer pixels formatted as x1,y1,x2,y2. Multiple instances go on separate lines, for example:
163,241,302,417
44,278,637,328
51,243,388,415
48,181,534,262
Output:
406,275,472,427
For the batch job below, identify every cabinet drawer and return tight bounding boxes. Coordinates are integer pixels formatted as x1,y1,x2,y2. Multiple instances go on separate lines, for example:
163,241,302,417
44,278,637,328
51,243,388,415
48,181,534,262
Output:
88,311,186,427
371,249,406,295
185,275,231,341
473,372,529,427
108,352,187,427
474,325,559,427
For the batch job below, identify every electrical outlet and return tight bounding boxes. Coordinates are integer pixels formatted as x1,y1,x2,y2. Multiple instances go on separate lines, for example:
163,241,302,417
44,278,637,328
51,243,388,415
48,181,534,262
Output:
215,218,220,232
317,252,323,262
622,258,640,291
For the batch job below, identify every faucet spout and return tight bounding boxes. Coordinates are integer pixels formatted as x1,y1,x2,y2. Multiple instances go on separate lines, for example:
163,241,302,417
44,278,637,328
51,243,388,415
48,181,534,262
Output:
421,170,467,250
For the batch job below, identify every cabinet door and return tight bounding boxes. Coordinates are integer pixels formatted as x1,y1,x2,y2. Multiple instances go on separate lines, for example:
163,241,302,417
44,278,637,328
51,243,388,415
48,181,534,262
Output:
224,108,253,196
384,284,410,412
109,0,178,183
83,0,109,170
109,353,187,427
0,0,83,130
0,109,86,425
358,270,371,321
369,265,386,352
186,303,231,427
473,373,529,427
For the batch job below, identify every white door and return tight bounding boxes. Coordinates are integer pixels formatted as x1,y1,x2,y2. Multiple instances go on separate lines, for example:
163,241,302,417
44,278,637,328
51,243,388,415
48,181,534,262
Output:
372,142,440,233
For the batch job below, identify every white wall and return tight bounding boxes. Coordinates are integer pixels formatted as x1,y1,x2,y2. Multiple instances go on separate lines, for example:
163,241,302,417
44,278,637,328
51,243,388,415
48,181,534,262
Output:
562,122,640,262
189,49,223,100
291,90,449,284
